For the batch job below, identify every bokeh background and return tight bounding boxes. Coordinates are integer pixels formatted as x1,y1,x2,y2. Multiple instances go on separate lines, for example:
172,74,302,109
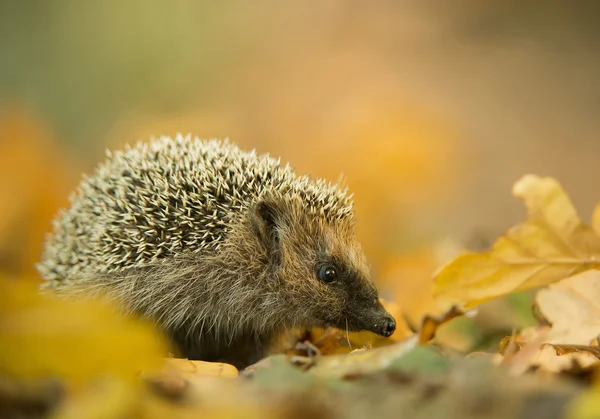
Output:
1,1,600,334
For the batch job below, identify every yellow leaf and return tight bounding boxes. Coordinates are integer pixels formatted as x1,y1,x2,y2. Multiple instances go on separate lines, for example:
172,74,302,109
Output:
50,378,137,419
568,388,600,419
434,175,600,308
163,359,238,378
0,278,168,383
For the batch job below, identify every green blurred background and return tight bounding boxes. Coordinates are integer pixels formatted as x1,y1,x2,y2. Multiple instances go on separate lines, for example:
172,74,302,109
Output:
1,1,600,326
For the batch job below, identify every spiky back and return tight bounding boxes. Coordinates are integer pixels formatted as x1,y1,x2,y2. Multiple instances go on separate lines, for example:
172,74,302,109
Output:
39,135,354,283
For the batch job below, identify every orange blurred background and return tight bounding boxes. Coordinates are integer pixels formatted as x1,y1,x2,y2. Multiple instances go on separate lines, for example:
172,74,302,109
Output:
1,1,600,325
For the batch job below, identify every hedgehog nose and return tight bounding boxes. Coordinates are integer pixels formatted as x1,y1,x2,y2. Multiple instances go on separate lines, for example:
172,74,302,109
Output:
378,316,396,337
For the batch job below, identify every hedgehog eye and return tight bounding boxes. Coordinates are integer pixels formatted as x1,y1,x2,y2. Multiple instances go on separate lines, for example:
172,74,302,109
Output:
317,265,337,283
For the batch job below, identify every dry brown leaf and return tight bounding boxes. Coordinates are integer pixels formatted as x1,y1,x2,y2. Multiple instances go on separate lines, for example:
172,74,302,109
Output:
286,327,346,357
314,328,346,355
526,346,597,374
283,329,345,359
434,175,600,309
535,270,600,345
496,270,600,374
497,335,600,375
498,332,547,376
418,306,465,344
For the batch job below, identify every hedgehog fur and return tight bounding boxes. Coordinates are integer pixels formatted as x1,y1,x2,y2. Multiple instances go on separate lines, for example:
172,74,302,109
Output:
39,134,396,368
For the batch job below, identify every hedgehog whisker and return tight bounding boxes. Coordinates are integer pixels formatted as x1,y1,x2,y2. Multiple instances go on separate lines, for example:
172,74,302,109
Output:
345,317,352,350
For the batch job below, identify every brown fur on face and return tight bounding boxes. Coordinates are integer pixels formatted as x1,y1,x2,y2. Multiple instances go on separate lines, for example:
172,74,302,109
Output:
241,194,394,335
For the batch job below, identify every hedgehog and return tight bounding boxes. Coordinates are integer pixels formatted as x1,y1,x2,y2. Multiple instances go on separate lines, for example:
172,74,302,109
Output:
38,134,396,369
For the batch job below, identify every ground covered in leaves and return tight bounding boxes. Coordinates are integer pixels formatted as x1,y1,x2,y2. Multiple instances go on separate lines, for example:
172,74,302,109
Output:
3,174,600,419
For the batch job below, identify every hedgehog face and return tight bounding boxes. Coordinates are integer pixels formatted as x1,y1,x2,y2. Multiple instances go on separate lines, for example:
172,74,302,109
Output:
251,197,396,338
309,223,396,338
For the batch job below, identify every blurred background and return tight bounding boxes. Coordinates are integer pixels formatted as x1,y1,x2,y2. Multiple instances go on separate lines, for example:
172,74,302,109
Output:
1,1,600,337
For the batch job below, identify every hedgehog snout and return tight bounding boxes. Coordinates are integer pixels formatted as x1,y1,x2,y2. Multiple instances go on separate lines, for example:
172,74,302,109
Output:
372,316,396,337
362,302,396,337
359,301,396,338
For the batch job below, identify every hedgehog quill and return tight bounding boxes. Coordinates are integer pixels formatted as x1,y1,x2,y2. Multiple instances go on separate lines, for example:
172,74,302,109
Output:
38,135,396,369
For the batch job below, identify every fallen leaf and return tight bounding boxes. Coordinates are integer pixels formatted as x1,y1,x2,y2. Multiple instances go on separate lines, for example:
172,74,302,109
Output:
434,175,600,309
287,328,345,357
495,270,600,374
162,359,238,378
314,328,346,355
498,338,600,375
50,378,137,419
533,347,599,374
418,306,465,344
535,270,600,345
306,336,419,378
0,278,168,383
141,359,237,401
568,388,600,419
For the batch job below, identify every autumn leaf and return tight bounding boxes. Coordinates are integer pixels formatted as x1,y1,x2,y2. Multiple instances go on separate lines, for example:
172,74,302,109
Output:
495,270,600,374
304,336,419,378
162,359,238,378
0,278,168,383
140,359,238,401
418,306,465,344
50,378,138,419
434,175,600,309
535,270,600,345
499,338,600,375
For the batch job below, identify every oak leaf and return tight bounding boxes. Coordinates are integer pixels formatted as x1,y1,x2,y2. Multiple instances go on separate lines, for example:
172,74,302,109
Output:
496,270,600,374
434,175,600,308
535,269,600,345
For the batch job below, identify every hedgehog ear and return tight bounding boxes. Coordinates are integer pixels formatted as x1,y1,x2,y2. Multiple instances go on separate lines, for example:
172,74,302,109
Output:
251,199,283,268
